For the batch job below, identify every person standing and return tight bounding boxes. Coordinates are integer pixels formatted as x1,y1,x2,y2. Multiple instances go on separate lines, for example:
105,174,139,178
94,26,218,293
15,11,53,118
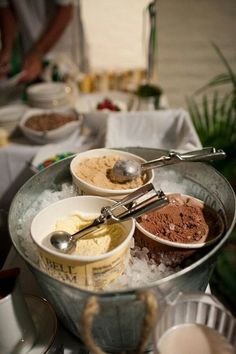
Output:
0,0,89,82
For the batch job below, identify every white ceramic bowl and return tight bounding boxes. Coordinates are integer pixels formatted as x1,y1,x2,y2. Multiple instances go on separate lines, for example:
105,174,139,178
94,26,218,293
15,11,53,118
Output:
26,82,72,109
70,148,154,200
19,107,83,144
136,194,225,249
27,82,68,98
154,292,236,354
31,195,135,290
0,104,27,134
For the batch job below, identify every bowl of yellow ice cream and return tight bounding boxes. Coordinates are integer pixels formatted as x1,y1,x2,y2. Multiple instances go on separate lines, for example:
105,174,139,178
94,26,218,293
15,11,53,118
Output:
30,195,135,290
70,148,154,200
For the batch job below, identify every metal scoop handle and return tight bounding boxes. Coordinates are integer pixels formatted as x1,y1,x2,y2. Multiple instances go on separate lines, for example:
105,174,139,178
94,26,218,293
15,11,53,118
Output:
141,147,226,171
67,183,168,242
101,189,168,223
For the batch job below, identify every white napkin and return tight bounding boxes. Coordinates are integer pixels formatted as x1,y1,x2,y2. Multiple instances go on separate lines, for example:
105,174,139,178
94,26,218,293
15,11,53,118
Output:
105,109,202,152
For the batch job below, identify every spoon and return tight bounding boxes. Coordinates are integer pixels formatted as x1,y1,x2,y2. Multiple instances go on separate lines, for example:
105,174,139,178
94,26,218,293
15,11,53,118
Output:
47,183,169,254
110,147,226,183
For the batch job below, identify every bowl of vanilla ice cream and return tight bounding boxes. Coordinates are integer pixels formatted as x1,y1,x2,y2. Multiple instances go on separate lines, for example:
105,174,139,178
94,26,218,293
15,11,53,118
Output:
30,195,135,290
70,148,154,200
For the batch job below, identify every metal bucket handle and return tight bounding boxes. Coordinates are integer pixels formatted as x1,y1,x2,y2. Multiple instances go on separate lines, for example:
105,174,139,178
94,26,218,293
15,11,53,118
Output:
80,290,158,354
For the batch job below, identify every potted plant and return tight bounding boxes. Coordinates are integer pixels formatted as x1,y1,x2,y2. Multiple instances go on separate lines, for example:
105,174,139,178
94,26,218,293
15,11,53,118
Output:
136,83,163,110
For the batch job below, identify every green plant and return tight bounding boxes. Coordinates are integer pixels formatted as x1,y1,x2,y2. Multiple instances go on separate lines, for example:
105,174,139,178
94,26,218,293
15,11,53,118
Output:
187,44,236,188
136,83,162,98
187,44,236,314
195,43,236,96
136,83,163,109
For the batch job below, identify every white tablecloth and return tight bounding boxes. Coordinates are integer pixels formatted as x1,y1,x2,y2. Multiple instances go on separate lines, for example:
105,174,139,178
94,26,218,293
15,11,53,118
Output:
105,108,202,151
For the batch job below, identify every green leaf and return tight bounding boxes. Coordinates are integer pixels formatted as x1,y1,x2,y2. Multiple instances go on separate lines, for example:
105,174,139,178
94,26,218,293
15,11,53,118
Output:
211,91,218,133
186,85,236,182
203,95,209,131
194,43,236,97
195,73,232,95
212,42,236,89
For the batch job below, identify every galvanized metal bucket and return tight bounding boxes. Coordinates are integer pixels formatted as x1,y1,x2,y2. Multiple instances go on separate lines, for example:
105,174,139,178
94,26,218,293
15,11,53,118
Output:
8,148,236,353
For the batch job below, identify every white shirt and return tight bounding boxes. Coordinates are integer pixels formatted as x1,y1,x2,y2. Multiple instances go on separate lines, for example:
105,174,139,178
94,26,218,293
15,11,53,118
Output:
0,0,89,71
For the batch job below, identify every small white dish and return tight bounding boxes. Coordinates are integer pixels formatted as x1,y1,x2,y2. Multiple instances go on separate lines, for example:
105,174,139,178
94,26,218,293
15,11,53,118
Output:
27,82,69,99
31,146,76,172
25,295,60,354
19,107,83,144
75,91,135,113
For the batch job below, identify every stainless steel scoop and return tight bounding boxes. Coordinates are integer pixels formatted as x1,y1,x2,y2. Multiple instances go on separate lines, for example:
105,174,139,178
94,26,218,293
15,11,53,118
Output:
48,183,169,254
110,147,226,183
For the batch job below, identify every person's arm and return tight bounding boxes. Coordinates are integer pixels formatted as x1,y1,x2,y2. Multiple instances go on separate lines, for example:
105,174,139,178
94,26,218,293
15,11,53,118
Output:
0,6,17,78
20,4,73,82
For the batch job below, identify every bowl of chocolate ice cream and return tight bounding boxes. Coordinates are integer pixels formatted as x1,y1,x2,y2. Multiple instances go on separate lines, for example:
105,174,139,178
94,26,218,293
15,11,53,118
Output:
136,193,225,250
19,107,82,144
70,148,154,200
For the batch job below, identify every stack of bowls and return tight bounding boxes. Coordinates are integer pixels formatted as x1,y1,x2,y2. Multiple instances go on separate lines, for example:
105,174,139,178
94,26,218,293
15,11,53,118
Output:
27,82,72,109
0,104,27,135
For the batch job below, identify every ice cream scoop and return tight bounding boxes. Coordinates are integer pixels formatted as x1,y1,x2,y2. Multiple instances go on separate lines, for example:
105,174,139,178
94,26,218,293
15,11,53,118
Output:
110,147,226,183
49,218,104,254
48,183,169,254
